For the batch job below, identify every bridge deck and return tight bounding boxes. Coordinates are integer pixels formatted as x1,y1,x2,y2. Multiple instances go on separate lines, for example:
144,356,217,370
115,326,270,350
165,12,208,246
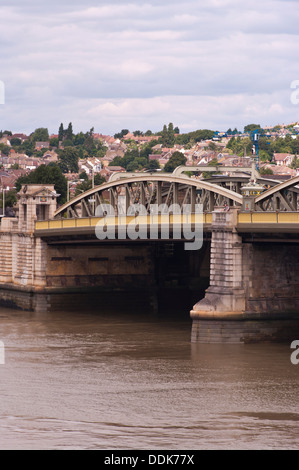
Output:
34,212,299,237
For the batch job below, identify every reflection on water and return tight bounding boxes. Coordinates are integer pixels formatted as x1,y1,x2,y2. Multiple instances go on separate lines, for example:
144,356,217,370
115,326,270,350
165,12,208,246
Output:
0,306,298,450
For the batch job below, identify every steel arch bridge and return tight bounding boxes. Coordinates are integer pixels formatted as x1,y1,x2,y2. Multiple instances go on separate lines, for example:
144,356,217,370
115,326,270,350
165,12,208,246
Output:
54,174,243,219
254,175,299,212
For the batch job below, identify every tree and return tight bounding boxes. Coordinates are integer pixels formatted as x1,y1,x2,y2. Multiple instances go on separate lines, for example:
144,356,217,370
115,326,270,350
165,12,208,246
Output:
30,128,49,143
126,161,140,172
65,122,73,142
109,156,124,167
208,141,217,151
0,143,10,155
167,122,175,147
164,151,187,172
10,137,22,147
73,132,86,146
259,166,274,175
161,124,168,147
58,147,79,173
145,159,160,170
244,124,261,133
74,174,105,196
0,189,17,209
58,123,64,141
114,129,129,139
79,171,89,181
15,163,67,204
83,135,96,155
94,174,105,186
49,137,59,148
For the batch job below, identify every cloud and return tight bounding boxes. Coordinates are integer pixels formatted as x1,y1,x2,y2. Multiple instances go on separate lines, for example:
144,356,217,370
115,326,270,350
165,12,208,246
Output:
0,0,299,134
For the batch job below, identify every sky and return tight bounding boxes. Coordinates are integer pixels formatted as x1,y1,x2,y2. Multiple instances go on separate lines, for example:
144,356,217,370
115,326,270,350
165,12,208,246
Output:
0,0,299,136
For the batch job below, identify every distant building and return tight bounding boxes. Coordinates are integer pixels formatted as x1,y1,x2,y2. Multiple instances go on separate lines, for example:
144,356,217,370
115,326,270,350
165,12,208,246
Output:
273,153,294,167
35,141,49,151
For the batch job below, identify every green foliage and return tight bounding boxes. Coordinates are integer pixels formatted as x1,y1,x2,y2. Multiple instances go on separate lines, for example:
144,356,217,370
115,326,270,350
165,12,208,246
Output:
114,129,129,139
0,143,10,155
15,163,67,204
65,122,73,142
259,167,274,175
49,137,59,148
30,128,49,143
290,154,299,168
244,124,261,133
164,151,187,172
145,159,160,170
73,132,86,146
83,135,96,154
226,136,252,156
58,147,79,173
0,189,17,209
74,174,105,196
0,130,12,136
10,137,22,146
109,156,124,167
175,129,215,146
79,171,89,181
94,174,105,186
160,123,176,147
58,123,64,141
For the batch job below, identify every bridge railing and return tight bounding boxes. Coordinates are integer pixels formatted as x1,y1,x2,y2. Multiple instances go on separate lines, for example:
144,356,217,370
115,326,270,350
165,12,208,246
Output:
238,212,299,224
35,213,214,232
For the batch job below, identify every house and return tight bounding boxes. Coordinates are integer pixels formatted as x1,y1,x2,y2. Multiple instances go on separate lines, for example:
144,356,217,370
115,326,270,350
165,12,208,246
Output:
148,154,161,161
273,153,294,166
8,133,29,143
99,166,125,180
35,141,49,151
0,136,11,145
269,164,296,177
42,150,58,163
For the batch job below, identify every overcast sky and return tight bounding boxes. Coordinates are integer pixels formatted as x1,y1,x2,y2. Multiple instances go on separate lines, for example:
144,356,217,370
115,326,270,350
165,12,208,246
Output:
0,0,299,136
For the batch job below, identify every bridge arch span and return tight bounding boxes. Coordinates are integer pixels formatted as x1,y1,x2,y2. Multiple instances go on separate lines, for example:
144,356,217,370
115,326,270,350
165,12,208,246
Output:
55,174,243,219
254,174,299,212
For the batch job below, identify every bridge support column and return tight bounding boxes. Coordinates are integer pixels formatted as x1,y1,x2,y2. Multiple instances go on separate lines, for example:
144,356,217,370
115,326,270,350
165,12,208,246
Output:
190,207,247,342
190,206,299,343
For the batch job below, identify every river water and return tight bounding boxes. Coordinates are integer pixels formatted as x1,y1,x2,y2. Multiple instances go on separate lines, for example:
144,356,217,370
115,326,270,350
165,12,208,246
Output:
0,305,298,450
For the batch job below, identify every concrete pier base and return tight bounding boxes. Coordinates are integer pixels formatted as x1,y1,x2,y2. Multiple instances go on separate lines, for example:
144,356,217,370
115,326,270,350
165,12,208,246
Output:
191,313,299,343
0,284,158,315
190,207,299,343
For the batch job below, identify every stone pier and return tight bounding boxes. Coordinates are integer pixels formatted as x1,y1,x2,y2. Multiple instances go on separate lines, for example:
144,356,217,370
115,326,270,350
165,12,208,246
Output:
190,207,299,343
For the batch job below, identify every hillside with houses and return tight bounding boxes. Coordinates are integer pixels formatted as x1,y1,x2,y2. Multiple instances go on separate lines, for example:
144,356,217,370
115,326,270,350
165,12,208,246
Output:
1,122,299,213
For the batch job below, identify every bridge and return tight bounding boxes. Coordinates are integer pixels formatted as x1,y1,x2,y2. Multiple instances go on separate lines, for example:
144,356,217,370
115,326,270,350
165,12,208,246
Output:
0,169,299,343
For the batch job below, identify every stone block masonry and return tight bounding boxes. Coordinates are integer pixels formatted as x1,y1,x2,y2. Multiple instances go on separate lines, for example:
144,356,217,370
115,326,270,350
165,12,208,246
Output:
191,207,299,343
